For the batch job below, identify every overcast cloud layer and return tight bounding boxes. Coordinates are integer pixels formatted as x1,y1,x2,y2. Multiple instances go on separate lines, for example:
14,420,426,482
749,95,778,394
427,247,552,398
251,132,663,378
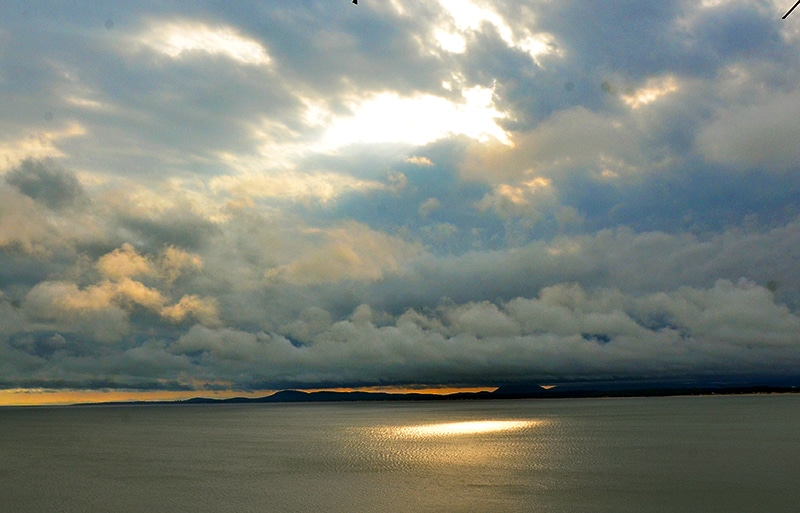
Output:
2,0,800,394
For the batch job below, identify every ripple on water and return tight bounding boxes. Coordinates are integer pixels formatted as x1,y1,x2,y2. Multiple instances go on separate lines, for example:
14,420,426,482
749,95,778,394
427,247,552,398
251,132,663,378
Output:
340,418,547,473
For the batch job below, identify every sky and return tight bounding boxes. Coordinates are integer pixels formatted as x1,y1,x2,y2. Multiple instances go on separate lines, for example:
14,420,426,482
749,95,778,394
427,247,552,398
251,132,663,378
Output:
2,0,800,404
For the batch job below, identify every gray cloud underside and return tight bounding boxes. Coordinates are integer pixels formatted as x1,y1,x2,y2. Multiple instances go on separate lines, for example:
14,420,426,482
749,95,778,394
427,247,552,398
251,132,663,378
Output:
2,278,798,390
2,203,798,389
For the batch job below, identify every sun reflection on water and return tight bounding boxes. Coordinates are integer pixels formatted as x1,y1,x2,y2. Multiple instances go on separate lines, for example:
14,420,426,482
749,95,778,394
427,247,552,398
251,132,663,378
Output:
394,420,539,437
356,419,546,470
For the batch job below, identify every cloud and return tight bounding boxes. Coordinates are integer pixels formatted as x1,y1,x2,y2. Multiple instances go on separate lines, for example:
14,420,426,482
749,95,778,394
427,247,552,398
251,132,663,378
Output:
0,188,54,255
172,325,269,362
474,177,555,220
140,20,272,66
0,294,25,337
462,107,646,184
154,279,800,389
96,243,154,281
364,218,800,315
697,90,800,172
445,300,521,337
22,281,131,343
278,306,333,344
265,222,421,285
161,295,220,327
406,155,434,166
0,125,86,172
5,159,88,210
24,278,163,320
418,197,441,217
317,86,511,150
622,75,680,109
209,171,386,204
17,241,217,344
158,245,204,283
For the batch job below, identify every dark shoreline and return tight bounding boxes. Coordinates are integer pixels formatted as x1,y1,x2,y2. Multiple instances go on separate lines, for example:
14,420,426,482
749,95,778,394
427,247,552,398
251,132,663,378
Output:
64,384,800,407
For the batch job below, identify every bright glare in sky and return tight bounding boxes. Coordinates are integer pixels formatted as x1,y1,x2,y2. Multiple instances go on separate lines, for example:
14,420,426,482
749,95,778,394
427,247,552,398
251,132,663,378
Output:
436,0,555,63
438,0,512,39
319,86,510,149
435,29,468,53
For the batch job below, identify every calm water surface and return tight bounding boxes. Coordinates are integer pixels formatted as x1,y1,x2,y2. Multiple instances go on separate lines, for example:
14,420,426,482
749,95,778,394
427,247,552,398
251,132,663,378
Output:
1,395,798,513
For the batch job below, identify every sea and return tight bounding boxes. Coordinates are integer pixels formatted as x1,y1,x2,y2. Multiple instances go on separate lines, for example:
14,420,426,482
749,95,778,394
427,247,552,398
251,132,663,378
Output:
1,395,798,513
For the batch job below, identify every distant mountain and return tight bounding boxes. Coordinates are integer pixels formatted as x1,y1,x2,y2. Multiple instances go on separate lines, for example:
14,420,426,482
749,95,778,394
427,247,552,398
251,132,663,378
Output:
181,389,494,404
75,383,799,407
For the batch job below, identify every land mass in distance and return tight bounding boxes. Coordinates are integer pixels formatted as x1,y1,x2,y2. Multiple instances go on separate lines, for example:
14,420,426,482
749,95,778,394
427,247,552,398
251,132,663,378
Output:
78,382,800,406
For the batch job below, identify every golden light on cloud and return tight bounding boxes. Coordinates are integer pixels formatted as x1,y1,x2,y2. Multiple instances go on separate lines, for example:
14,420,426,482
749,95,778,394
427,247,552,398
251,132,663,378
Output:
64,96,106,110
406,155,434,166
96,242,154,281
497,177,552,206
161,294,220,326
475,176,554,218
53,278,164,312
143,21,271,65
0,123,85,171
210,171,386,203
24,243,219,341
320,87,510,149
101,177,233,224
623,76,679,109
395,420,538,437
264,222,420,284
